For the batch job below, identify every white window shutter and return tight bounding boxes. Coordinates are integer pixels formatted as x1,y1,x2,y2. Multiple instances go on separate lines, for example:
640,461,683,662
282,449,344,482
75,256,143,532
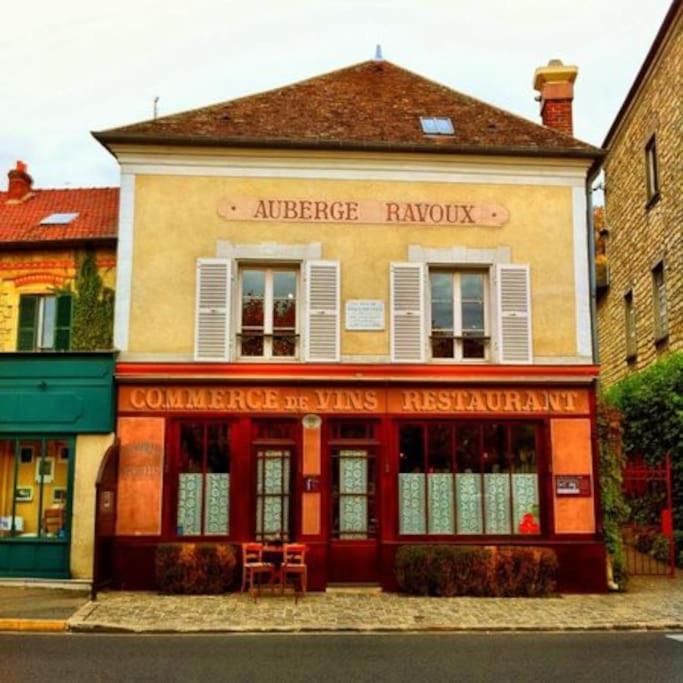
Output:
496,264,532,364
391,262,425,362
194,258,231,361
305,260,340,362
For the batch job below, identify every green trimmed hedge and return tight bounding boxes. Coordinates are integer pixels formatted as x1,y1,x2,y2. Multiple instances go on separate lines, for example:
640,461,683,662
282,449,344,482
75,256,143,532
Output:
155,543,238,594
394,545,558,597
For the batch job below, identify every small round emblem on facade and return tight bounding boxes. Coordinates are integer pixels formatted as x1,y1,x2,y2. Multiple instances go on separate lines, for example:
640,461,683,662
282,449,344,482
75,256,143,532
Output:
302,414,322,429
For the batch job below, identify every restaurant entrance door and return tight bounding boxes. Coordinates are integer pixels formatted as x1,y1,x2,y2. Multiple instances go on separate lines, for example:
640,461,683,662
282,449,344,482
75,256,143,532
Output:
327,420,379,583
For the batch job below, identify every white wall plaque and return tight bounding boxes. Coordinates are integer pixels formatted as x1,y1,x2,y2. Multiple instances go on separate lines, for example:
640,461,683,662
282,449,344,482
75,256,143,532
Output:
345,300,385,331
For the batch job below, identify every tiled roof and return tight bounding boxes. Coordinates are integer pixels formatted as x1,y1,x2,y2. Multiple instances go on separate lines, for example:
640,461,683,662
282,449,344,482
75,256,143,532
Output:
95,60,602,158
0,187,119,244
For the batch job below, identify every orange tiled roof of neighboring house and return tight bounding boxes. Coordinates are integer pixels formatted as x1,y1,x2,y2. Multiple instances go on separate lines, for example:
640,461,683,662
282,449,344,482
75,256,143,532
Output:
94,60,602,159
0,163,118,245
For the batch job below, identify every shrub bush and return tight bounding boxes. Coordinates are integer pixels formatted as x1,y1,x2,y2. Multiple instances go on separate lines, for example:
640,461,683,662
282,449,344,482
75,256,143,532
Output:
606,352,683,532
155,543,237,594
394,545,557,597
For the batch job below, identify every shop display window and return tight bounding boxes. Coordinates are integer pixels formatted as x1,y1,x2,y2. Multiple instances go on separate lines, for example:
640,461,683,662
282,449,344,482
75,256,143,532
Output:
176,423,230,536
0,438,71,539
398,423,540,536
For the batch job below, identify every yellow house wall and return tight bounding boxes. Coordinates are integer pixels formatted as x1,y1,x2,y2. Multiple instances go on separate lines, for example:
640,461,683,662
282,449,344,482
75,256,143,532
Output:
0,247,116,352
70,433,114,580
128,174,578,358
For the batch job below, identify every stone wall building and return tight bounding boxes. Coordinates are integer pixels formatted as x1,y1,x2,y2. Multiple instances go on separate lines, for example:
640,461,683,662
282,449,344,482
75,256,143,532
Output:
597,0,682,385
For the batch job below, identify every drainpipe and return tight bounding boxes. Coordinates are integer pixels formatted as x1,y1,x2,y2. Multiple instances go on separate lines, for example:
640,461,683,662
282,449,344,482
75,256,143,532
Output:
586,164,602,366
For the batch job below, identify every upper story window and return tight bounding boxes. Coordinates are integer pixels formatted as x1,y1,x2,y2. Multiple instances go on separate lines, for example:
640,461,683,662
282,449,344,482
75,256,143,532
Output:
624,290,637,361
645,135,660,206
238,266,299,359
429,270,489,361
17,294,72,352
652,262,668,342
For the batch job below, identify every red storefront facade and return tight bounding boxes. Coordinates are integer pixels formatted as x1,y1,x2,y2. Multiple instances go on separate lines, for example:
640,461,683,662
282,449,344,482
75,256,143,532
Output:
111,363,605,592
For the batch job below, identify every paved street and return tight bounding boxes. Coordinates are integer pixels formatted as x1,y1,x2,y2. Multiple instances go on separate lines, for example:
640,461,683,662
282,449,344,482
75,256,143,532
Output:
1,632,682,682
69,575,683,633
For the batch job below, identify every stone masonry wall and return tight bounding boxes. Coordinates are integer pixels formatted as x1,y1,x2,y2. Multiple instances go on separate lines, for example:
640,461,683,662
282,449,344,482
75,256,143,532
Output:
598,9,682,385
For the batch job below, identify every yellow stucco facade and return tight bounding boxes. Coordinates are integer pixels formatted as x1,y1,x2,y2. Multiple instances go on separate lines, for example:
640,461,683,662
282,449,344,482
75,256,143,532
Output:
127,171,583,359
0,247,116,352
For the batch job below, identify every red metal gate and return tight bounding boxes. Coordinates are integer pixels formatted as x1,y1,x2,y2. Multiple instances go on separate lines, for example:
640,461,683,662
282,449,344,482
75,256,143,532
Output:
621,454,674,577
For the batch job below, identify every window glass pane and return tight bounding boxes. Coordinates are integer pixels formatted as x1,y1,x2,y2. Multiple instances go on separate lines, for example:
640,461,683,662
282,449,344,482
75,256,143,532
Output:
462,302,484,332
41,296,57,349
41,440,68,538
242,269,265,297
0,440,18,537
483,424,511,534
511,425,540,535
273,335,296,357
337,450,369,539
456,426,482,534
461,274,485,333
653,266,668,336
461,273,484,300
273,271,296,330
430,273,453,330
178,424,203,536
427,425,454,534
462,338,486,359
14,440,42,537
205,425,229,535
431,336,454,359
256,450,291,540
240,334,264,357
399,425,426,534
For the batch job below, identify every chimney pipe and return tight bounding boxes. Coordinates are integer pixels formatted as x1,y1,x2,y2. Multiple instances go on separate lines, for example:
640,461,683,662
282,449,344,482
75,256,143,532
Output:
6,161,34,203
533,59,578,136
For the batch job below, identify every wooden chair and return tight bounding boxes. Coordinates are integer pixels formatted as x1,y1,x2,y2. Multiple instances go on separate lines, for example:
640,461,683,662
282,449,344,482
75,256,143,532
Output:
241,543,276,598
280,543,307,601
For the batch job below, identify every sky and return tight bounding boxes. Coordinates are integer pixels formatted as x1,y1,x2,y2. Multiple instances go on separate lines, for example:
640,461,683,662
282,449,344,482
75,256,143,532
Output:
0,0,672,190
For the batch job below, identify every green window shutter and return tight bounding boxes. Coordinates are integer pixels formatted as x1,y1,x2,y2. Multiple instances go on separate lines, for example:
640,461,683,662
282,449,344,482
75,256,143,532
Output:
17,295,38,351
55,294,72,351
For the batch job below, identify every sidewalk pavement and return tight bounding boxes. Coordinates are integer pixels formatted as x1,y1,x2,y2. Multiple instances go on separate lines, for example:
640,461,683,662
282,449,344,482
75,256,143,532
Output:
67,574,683,634
0,586,89,632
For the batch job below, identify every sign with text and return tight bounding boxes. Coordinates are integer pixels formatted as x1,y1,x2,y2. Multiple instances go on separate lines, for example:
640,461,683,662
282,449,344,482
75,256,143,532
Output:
119,386,589,416
555,475,592,497
345,300,385,330
217,197,508,227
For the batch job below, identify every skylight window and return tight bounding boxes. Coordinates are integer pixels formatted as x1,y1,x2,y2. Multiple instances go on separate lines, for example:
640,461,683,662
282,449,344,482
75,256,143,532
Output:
40,212,79,225
420,117,454,135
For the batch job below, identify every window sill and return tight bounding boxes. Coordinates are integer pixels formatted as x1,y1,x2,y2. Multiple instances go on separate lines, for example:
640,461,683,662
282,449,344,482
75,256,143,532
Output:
645,191,661,211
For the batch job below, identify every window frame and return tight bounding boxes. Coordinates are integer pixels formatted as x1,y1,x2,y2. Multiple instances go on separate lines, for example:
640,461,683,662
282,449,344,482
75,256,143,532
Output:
645,135,660,207
236,264,300,361
396,420,545,539
17,293,72,352
624,289,637,361
428,268,491,362
651,261,668,343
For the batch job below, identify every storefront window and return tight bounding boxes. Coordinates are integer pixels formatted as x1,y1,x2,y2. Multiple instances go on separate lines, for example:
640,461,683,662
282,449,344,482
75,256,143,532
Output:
398,423,540,536
177,423,230,536
256,450,291,540
0,438,71,539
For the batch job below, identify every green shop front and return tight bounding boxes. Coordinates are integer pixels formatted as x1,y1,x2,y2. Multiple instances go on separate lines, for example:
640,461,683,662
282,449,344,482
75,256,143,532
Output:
0,353,115,579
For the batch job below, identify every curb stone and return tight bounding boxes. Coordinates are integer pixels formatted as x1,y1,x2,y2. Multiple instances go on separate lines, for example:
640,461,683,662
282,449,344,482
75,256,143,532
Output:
0,618,66,633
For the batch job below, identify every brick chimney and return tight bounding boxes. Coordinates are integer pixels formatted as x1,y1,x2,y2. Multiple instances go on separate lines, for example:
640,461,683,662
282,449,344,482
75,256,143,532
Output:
6,161,34,203
533,60,578,136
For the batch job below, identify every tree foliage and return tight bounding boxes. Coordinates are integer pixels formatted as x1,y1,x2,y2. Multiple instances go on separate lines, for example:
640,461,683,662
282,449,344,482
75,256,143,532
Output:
70,250,114,351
